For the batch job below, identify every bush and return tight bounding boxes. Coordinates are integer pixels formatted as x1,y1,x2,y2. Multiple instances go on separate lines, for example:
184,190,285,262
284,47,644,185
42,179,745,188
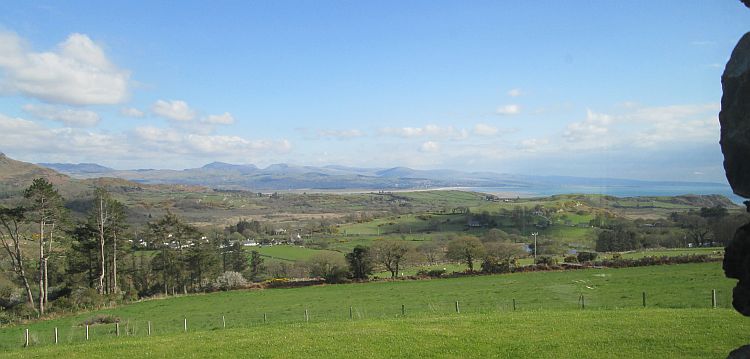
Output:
264,278,289,288
577,251,598,262
81,314,120,326
592,254,717,268
564,255,578,263
214,271,248,291
535,256,557,265
308,252,350,283
417,269,446,277
427,269,446,277
0,308,12,325
69,288,104,310
9,303,36,321
481,258,511,274
0,284,23,308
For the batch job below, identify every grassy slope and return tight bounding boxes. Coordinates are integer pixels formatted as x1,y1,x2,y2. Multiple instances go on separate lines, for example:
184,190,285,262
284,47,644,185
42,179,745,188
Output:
253,245,340,261
5,309,749,358
0,262,737,350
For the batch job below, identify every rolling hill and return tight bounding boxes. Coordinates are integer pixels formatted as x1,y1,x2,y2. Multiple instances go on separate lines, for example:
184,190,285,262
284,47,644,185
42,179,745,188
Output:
37,159,734,197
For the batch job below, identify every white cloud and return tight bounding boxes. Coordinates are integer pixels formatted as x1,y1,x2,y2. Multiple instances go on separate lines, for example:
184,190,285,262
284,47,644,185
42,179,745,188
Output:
560,103,720,150
379,124,468,140
0,111,290,168
473,123,499,136
22,103,100,127
203,112,235,125
0,31,129,105
621,103,719,123
133,126,291,156
152,100,196,121
0,113,125,157
507,88,523,97
420,141,440,153
496,104,521,115
120,107,145,118
316,129,364,139
518,138,549,152
563,109,613,143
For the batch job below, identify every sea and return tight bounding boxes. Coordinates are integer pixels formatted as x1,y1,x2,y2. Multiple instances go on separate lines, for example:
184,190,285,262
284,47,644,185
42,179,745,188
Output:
464,183,745,205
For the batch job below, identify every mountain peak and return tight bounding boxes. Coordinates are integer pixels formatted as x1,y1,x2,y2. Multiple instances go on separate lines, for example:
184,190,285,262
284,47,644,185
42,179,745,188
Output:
201,161,258,173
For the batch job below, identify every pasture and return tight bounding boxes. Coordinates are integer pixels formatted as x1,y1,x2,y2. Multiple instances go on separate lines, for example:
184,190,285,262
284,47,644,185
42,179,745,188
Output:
3,309,747,358
0,262,737,352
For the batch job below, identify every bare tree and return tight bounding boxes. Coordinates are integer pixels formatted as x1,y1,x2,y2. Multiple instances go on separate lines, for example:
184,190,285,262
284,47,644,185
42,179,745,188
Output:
93,188,111,294
417,242,442,265
0,207,35,310
372,240,410,278
23,178,64,315
446,236,486,272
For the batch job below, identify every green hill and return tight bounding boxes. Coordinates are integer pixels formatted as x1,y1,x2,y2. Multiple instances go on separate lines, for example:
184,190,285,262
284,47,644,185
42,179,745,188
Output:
0,262,741,357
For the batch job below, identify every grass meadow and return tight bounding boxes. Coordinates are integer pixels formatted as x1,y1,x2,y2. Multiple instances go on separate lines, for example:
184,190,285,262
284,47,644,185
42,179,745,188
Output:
3,309,747,358
0,262,741,357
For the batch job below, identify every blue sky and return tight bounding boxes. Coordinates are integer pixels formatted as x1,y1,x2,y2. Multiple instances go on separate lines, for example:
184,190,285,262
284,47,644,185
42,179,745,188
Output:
0,1,748,182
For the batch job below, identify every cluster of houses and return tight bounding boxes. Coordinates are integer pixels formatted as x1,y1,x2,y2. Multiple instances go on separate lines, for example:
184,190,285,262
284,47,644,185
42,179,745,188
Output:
128,231,304,250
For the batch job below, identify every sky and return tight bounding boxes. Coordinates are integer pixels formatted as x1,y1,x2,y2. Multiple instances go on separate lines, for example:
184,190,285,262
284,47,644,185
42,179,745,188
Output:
0,1,748,182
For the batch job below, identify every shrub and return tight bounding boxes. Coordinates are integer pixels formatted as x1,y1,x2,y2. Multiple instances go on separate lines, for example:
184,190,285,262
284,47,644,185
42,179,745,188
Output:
69,288,104,310
265,278,290,288
427,269,446,277
481,258,511,274
214,271,248,291
9,303,36,321
535,256,557,265
0,284,23,308
577,251,598,262
81,314,120,326
564,255,578,263
308,252,350,283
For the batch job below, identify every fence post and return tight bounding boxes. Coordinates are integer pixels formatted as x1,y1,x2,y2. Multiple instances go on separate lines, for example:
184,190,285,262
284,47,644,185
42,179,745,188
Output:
263,313,267,324
712,289,717,309
222,315,226,329
54,327,58,344
116,322,120,336
455,301,460,313
147,321,151,336
184,318,187,332
86,325,89,340
581,295,585,309
350,306,353,320
305,309,309,322
24,328,29,347
642,292,646,307
512,299,516,311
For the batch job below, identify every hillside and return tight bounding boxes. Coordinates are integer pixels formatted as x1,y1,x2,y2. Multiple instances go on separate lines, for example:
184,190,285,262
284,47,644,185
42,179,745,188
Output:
1,263,746,358
36,159,736,198
5,310,747,358
0,153,70,189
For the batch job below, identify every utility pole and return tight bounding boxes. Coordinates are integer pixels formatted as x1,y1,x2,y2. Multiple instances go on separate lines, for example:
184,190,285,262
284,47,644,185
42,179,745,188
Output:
532,232,539,262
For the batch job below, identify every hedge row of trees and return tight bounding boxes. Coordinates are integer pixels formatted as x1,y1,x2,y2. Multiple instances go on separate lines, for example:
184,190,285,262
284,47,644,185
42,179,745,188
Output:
301,233,530,284
594,206,747,252
0,179,272,321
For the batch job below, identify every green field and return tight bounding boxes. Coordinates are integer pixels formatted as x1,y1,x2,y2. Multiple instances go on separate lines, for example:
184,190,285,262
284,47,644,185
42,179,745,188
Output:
0,262,738,353
615,247,723,259
253,245,341,261
4,309,748,358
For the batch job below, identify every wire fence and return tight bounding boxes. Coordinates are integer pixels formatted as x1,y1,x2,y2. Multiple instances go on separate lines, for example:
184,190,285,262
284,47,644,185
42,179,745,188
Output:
18,288,727,349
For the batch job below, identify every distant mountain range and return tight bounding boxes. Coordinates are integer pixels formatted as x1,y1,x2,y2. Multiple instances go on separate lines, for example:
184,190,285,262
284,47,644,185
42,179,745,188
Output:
36,160,732,194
